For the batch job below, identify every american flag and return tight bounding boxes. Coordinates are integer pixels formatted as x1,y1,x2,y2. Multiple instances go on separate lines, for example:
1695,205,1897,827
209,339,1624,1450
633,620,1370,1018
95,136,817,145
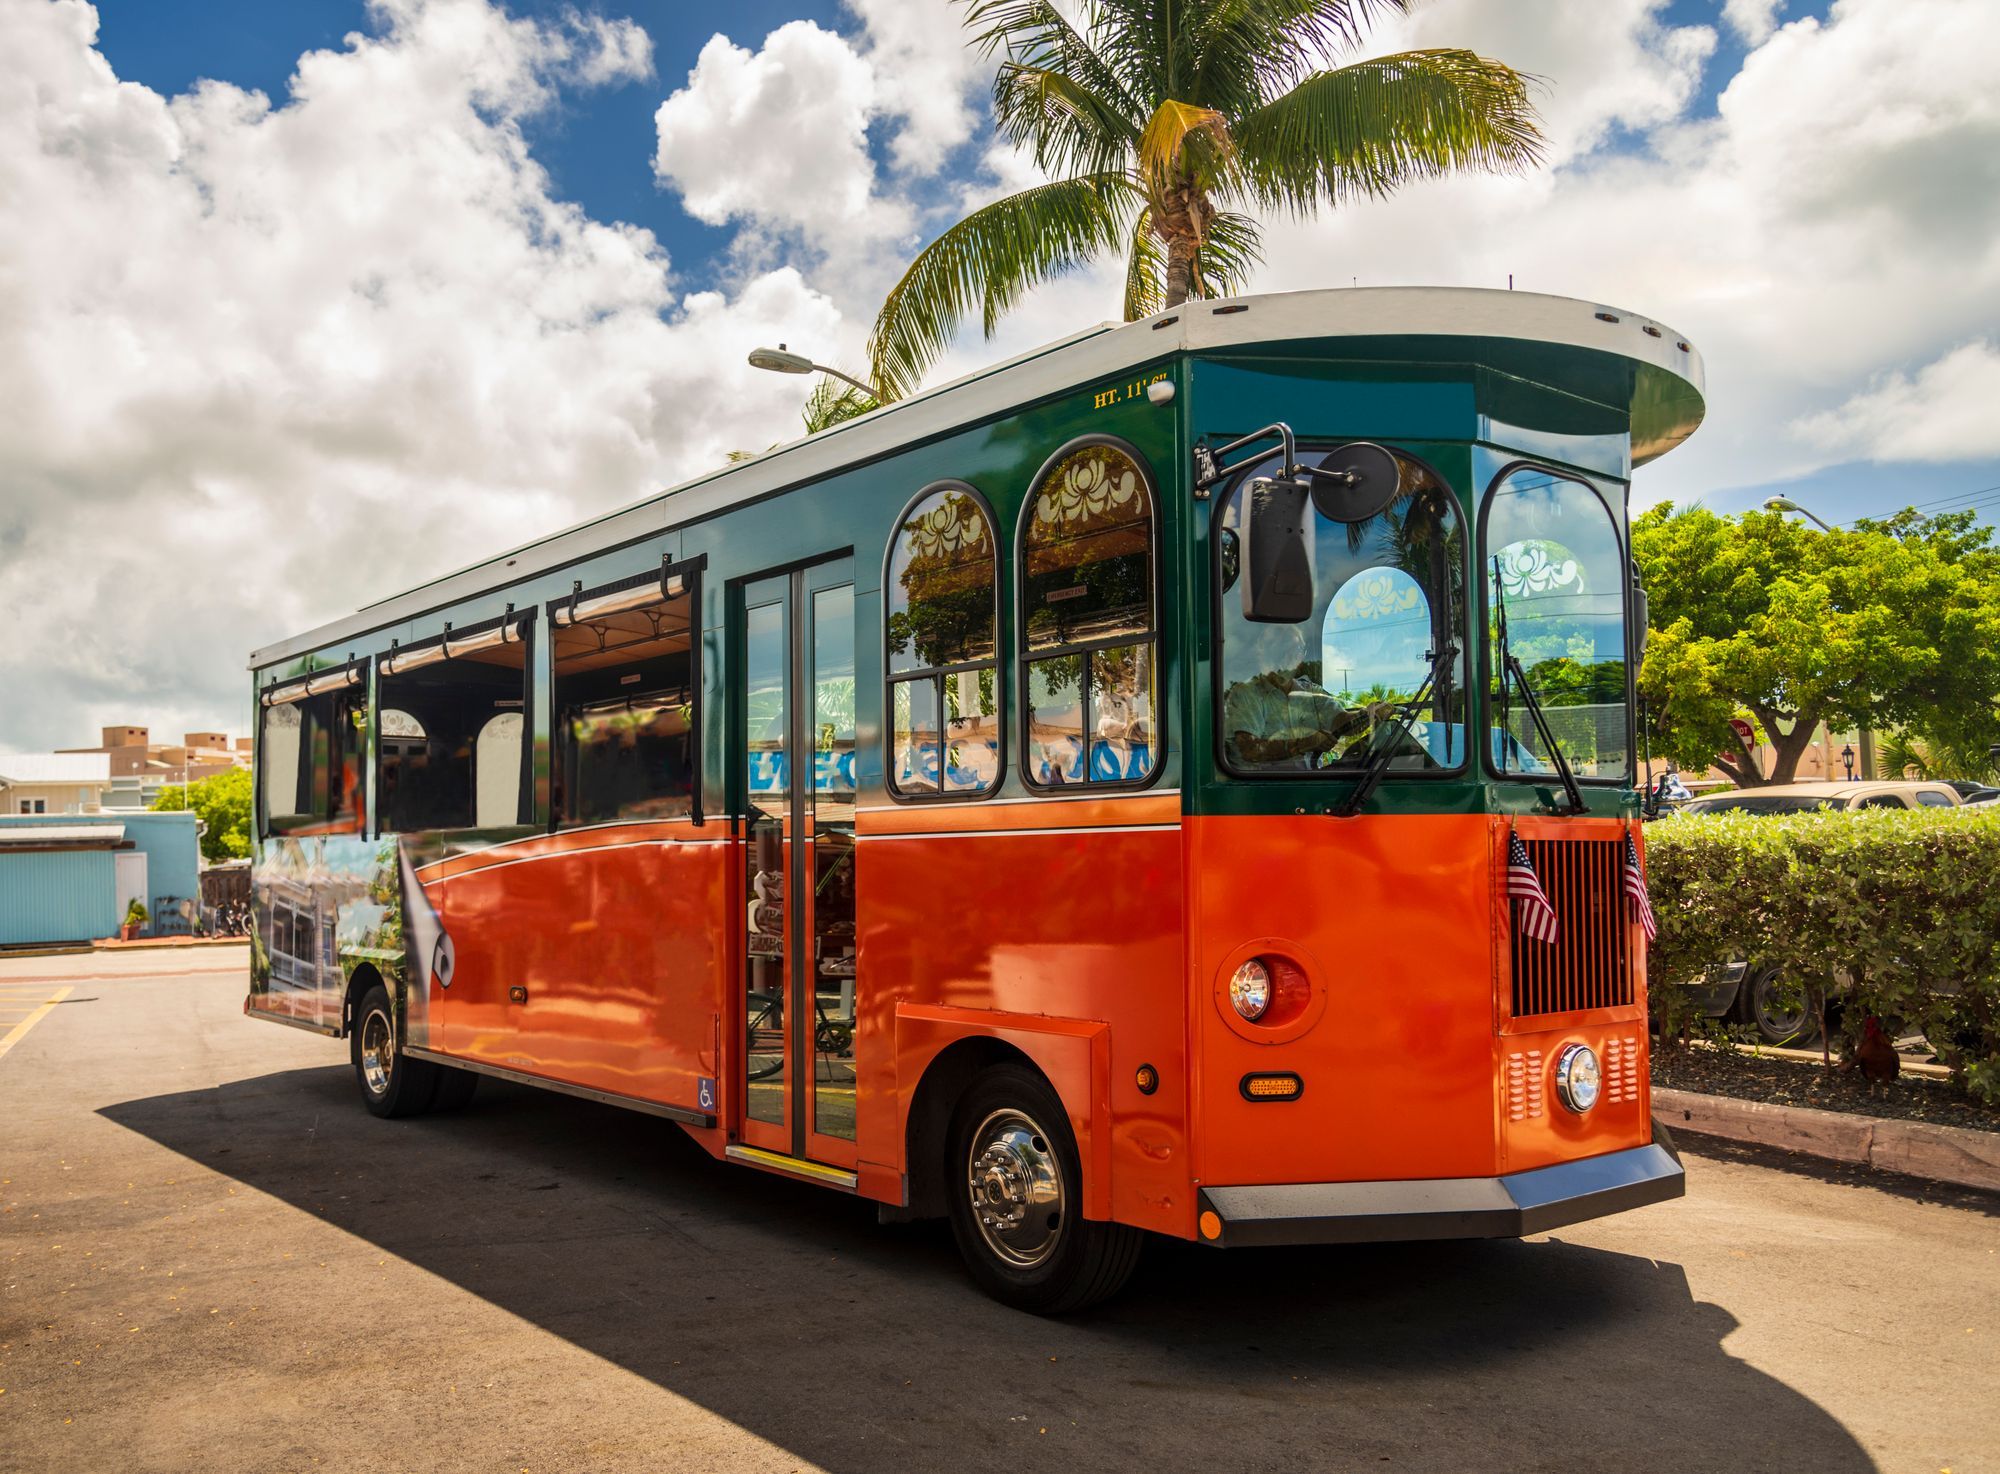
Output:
1506,830,1559,945
1624,831,1658,942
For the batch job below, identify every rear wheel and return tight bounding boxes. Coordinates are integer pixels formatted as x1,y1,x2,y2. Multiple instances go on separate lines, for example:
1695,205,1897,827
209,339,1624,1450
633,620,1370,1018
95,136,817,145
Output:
945,1064,1142,1314
351,982,440,1118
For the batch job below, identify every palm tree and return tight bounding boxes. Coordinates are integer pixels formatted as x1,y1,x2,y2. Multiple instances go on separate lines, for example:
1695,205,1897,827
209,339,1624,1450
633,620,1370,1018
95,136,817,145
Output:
868,0,1545,400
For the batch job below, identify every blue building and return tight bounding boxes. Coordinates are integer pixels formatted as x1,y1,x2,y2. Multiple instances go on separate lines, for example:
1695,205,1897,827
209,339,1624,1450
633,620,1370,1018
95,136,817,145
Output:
0,811,202,947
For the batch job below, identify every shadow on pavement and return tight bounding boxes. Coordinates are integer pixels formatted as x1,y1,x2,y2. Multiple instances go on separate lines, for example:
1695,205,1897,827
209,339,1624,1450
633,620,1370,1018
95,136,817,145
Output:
103,1066,1874,1473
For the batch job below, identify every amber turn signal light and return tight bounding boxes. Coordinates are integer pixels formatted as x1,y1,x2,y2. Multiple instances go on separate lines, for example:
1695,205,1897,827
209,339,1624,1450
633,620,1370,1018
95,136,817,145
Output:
1239,1071,1303,1101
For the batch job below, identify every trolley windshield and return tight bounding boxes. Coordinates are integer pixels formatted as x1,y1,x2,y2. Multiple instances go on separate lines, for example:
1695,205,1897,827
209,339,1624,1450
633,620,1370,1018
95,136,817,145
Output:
1215,449,1468,776
1482,467,1630,781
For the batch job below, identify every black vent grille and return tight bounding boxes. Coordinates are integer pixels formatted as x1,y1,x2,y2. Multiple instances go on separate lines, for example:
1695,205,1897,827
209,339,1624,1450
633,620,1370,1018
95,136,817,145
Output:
1511,836,1634,1018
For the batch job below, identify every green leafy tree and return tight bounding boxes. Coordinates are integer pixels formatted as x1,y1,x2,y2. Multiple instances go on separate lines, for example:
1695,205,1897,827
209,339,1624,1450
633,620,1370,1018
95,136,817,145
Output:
151,767,253,862
1634,506,2000,787
868,0,1544,399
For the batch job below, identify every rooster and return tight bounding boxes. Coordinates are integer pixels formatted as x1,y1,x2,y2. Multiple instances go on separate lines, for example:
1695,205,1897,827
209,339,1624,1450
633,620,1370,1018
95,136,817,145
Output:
1852,1015,1901,1085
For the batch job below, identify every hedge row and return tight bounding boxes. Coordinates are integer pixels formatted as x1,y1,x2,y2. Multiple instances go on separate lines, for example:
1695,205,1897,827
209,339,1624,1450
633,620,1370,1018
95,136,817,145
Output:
1645,806,2000,1102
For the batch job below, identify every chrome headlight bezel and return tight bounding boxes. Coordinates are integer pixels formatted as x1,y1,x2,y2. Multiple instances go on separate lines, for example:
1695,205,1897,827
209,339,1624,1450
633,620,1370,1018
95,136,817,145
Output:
1554,1043,1601,1114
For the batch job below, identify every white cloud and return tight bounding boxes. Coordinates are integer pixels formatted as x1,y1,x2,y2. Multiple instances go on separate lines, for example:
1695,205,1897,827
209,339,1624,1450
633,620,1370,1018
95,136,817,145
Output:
843,0,989,173
652,21,898,243
1790,341,2000,464
1362,0,1715,165
0,0,844,750
1723,0,1786,46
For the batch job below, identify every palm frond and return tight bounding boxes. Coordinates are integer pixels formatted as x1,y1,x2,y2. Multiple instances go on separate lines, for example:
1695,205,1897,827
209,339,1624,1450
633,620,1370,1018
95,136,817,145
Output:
967,0,1148,126
1190,0,1414,110
1122,206,1164,320
802,376,878,435
1235,49,1544,214
868,172,1139,400
991,62,1142,178
1191,209,1263,297
1137,98,1236,191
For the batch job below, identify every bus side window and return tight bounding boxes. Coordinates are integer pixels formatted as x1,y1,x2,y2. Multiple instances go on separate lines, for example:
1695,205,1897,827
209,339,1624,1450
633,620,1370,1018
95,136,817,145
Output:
377,618,533,834
1019,439,1160,789
258,679,365,837
886,483,1000,799
551,574,696,828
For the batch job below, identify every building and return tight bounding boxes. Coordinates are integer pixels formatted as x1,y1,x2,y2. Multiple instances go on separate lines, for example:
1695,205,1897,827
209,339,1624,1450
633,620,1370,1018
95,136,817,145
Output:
58,724,251,811
0,811,202,946
0,752,112,815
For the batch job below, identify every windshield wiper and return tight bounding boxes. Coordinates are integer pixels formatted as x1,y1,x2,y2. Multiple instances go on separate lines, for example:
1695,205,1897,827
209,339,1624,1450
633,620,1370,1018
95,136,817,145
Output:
1334,638,1456,818
1491,556,1586,815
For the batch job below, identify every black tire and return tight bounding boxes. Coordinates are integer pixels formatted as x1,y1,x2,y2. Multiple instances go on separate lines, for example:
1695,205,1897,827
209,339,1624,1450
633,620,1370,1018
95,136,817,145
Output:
350,982,440,1118
430,1065,480,1113
945,1063,1143,1314
1735,967,1823,1048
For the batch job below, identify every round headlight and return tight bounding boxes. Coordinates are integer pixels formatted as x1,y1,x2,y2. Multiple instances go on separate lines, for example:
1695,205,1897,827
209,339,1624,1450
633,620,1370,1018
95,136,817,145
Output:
1555,1044,1601,1113
1228,959,1272,1021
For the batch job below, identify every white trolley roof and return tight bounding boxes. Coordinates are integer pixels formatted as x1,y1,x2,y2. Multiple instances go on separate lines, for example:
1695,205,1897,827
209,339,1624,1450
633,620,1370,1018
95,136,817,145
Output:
250,286,1704,668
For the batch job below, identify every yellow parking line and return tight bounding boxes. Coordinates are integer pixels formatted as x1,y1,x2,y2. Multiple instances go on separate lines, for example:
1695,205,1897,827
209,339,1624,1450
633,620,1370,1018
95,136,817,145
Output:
0,987,72,1062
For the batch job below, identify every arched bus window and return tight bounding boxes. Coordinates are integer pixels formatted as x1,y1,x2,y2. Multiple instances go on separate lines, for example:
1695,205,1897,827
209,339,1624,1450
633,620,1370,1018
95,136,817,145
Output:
1019,438,1160,788
1481,465,1629,780
886,484,1000,798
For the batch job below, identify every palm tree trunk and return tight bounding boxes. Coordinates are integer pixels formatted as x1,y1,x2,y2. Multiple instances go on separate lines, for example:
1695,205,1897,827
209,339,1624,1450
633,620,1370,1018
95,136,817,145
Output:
1155,179,1209,308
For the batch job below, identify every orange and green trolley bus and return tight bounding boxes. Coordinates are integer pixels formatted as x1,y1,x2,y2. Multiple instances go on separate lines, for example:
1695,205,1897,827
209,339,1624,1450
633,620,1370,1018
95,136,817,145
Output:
246,285,1703,1312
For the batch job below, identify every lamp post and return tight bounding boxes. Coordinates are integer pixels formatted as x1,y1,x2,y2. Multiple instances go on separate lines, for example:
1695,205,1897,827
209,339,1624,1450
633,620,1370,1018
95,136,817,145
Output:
747,345,881,401
1841,743,1855,780
1762,495,1834,532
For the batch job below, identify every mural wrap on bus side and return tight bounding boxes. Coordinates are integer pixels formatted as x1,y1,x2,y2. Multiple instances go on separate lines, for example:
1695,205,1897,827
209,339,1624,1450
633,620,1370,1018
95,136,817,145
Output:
248,834,452,1047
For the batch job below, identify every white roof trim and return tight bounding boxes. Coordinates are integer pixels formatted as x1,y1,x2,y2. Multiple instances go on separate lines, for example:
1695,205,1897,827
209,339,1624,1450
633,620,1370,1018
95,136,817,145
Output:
250,286,1703,669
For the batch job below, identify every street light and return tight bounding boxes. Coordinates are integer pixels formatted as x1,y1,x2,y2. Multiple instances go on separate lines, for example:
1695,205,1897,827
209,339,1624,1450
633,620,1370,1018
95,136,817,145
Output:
1762,495,1834,532
1841,743,1855,780
747,344,881,401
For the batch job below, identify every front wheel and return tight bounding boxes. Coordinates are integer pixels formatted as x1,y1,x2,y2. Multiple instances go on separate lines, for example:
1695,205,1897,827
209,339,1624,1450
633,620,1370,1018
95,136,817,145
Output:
946,1064,1142,1314
351,982,441,1118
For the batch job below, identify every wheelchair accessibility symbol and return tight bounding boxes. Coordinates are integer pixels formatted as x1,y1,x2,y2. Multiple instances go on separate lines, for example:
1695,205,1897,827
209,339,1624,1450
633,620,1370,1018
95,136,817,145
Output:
697,1077,716,1112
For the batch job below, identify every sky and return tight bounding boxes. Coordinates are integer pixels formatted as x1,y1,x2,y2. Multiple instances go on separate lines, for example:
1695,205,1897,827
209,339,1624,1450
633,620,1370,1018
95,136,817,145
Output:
2,0,1998,750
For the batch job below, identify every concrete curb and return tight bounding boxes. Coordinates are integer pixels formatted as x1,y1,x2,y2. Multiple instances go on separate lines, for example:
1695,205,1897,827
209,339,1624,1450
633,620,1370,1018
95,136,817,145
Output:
0,938,246,961
1654,1086,2000,1195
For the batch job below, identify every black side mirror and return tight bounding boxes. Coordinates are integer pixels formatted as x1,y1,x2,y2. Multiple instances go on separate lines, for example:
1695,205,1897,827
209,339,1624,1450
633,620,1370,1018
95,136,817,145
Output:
1241,475,1313,623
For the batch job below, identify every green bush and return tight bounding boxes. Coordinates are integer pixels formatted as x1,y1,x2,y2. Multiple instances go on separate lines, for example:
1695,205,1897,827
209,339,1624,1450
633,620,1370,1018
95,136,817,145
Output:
1646,806,2000,1102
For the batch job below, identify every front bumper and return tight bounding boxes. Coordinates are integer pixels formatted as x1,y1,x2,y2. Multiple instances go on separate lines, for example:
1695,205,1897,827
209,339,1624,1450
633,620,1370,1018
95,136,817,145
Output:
1197,1127,1684,1248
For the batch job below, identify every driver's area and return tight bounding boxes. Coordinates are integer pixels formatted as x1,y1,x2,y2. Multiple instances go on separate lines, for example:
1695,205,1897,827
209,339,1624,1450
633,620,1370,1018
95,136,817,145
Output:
1214,444,1469,779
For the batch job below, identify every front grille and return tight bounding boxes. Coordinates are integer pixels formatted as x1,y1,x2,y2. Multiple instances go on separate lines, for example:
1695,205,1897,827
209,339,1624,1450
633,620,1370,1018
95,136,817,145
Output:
1511,836,1634,1018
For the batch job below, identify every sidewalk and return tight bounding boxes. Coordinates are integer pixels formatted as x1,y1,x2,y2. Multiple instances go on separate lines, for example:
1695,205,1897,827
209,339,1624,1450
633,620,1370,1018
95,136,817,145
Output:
0,935,246,961
1656,1086,2000,1195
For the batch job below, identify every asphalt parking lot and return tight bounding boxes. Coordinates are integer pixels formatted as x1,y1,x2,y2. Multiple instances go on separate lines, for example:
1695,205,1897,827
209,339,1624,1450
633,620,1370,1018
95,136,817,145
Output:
2,949,1995,1473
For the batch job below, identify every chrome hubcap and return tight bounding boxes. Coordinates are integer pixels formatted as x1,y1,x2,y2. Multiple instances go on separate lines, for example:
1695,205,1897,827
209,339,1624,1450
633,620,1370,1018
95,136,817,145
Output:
966,1108,1065,1269
361,1007,393,1095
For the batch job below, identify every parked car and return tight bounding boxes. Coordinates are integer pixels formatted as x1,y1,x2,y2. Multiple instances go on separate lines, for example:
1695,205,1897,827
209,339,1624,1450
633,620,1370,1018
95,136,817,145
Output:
1672,783,1957,1042
1679,780,1960,815
1959,787,1999,805
1680,959,1825,1046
